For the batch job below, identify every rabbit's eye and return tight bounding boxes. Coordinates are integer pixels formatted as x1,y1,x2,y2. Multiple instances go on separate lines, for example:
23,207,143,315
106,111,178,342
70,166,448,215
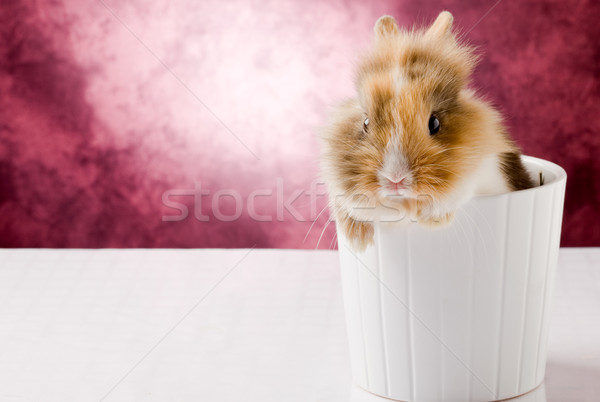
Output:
428,115,440,135
363,118,369,133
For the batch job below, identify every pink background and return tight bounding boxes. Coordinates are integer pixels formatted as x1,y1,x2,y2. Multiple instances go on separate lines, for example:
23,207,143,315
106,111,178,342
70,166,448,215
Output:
0,0,599,248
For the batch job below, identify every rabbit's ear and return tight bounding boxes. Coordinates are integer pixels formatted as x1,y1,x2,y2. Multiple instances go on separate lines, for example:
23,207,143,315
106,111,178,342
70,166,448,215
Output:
425,11,454,41
374,15,399,39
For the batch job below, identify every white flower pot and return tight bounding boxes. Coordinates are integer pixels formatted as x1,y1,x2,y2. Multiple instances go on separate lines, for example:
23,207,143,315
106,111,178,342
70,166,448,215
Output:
337,156,567,401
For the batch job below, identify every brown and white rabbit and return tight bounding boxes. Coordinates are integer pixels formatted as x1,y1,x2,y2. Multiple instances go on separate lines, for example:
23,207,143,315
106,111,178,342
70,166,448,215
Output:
321,11,534,251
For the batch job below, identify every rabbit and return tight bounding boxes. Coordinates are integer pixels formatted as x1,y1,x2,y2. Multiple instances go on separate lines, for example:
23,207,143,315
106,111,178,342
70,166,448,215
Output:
320,11,534,252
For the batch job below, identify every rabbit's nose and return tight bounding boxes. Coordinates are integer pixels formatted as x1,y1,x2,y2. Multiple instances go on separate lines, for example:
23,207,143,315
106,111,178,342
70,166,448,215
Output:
391,180,407,190
383,172,408,185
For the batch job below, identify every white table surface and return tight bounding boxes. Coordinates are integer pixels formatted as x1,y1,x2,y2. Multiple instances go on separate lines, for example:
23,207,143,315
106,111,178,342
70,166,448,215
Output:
0,248,598,402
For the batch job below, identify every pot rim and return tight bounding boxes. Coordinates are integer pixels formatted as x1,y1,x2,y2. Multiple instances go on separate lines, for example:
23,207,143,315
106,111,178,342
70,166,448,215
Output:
472,155,566,200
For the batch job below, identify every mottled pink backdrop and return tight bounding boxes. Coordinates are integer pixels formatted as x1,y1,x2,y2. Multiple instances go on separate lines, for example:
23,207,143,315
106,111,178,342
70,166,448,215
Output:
0,0,598,248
